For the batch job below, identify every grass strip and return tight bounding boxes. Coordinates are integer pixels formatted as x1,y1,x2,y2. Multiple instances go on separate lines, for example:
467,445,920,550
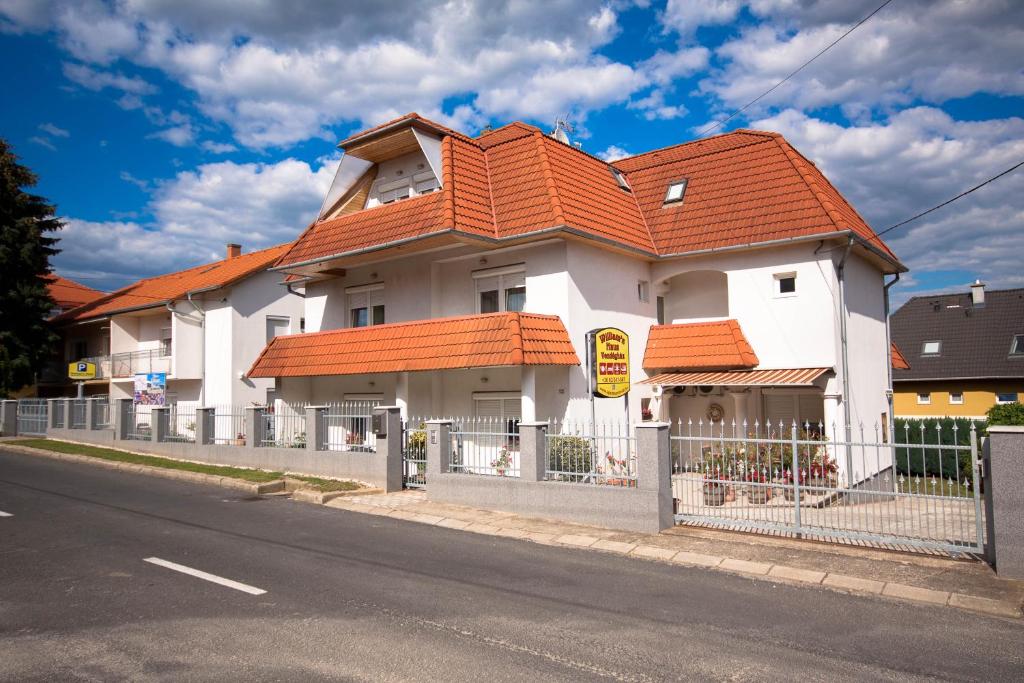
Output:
285,474,362,492
9,439,283,483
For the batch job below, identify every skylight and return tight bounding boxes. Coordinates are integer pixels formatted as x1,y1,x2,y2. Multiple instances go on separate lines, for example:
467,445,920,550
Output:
664,179,687,204
921,340,941,356
1011,334,1024,355
609,166,631,192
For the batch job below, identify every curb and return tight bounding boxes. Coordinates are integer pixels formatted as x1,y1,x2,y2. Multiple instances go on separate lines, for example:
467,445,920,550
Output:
3,443,284,495
331,499,1023,621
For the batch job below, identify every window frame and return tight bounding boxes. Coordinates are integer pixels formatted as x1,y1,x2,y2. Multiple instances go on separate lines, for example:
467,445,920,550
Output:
996,392,1019,405
472,264,526,314
917,392,931,405
949,391,964,405
345,282,385,328
609,166,631,192
265,315,291,344
1010,334,1024,356
921,340,942,357
773,272,797,298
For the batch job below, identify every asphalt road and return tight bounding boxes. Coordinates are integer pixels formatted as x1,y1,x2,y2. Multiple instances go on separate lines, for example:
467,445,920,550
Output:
1,448,1022,682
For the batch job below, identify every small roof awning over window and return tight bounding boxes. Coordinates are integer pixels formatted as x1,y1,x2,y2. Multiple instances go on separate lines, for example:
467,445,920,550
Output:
640,367,831,387
247,312,579,378
643,320,758,371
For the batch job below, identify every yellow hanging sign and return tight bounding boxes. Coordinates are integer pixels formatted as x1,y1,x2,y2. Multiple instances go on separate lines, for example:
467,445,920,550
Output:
68,361,97,380
590,328,630,399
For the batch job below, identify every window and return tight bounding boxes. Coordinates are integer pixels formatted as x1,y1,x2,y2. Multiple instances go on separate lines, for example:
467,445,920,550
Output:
921,341,941,356
996,392,1019,405
763,393,825,433
1011,334,1024,355
637,280,650,304
346,283,385,328
159,327,172,356
663,179,687,204
72,339,88,360
949,392,964,405
656,296,665,325
300,317,306,333
473,265,525,314
773,272,796,296
265,316,290,343
917,392,931,405
474,394,521,449
609,166,631,192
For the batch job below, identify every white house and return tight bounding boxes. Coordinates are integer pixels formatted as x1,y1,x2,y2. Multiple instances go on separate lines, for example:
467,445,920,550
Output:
250,114,905,481
55,243,305,409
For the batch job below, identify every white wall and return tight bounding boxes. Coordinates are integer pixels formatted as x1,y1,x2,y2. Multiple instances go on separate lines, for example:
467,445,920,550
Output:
171,306,203,379
203,300,233,406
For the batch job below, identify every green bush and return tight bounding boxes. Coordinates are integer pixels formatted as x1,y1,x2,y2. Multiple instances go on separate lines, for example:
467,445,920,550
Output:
894,417,985,480
548,435,593,480
987,402,1024,426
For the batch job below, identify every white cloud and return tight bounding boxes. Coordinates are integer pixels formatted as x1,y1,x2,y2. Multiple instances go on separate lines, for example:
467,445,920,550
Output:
660,0,743,37
200,140,237,154
639,47,710,86
148,124,195,147
119,171,150,191
28,136,56,150
751,107,1024,298
52,156,337,288
628,90,688,120
38,122,69,137
597,145,630,162
63,62,156,95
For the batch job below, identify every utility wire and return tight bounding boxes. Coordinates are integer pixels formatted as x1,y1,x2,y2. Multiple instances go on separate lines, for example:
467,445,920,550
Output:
697,0,896,137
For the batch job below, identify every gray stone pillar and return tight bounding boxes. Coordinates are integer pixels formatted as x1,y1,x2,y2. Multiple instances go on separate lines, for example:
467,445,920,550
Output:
426,420,453,479
85,398,100,430
635,422,674,531
151,406,170,443
245,406,267,449
195,407,215,445
47,398,62,429
62,398,75,429
984,426,1024,579
518,421,549,482
374,406,404,492
113,399,132,440
0,400,17,436
305,406,327,451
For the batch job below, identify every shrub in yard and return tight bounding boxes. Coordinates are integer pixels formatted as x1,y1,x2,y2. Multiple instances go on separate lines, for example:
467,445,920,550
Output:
894,417,985,481
987,402,1024,426
547,435,593,480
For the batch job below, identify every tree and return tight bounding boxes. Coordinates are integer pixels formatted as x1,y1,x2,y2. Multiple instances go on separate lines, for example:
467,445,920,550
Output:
0,139,61,397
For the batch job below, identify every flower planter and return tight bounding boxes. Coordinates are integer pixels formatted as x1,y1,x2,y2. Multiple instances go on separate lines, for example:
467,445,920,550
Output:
747,485,771,505
724,485,736,502
703,483,728,506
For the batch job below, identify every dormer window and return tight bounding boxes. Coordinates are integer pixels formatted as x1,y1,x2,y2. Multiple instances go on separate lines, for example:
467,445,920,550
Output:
664,179,687,205
609,166,631,192
921,340,941,356
1011,334,1024,356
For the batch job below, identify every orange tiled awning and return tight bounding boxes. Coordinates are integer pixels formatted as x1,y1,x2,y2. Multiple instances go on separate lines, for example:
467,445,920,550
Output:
247,312,580,378
643,320,759,371
640,367,831,387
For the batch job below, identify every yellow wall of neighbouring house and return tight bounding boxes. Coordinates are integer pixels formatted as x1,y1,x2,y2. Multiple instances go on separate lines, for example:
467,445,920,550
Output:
894,380,1023,418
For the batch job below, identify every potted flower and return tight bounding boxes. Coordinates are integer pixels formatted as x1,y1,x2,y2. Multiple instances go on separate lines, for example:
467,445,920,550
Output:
745,469,771,504
604,453,636,486
491,447,513,476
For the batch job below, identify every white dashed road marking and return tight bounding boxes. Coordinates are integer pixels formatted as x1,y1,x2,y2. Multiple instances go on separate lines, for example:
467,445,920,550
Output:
143,557,267,595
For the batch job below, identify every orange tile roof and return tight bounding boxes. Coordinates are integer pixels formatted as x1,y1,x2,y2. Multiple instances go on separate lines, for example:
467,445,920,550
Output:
891,342,910,370
45,274,105,311
276,121,900,270
57,244,291,322
643,320,759,371
247,312,580,378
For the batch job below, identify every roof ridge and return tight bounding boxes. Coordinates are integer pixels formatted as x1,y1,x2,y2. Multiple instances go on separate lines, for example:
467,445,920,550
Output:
771,135,848,236
533,131,566,225
614,130,776,169
508,313,524,365
441,135,457,228
480,136,499,235
615,135,775,175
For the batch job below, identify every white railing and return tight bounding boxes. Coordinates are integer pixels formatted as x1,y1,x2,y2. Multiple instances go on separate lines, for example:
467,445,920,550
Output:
322,401,378,452
111,349,172,377
451,417,521,477
261,401,308,448
545,420,637,486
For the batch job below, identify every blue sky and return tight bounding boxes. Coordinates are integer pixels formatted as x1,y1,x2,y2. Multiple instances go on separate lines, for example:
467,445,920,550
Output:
2,0,1022,307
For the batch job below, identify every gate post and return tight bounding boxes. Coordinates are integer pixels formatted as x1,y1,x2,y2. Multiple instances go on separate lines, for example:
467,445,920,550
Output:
426,420,453,478
47,398,62,429
151,406,170,443
791,422,802,536
983,426,1024,578
62,398,75,429
305,405,327,451
374,406,404,492
113,399,133,441
518,422,549,482
0,400,17,436
635,422,673,531
85,398,99,430
245,406,266,448
195,407,215,445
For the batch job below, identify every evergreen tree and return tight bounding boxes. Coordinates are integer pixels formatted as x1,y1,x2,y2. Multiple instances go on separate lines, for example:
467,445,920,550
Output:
0,139,61,397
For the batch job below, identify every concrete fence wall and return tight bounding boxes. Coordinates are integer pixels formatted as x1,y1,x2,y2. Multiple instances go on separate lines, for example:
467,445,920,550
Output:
984,426,1024,579
35,398,405,492
424,420,674,534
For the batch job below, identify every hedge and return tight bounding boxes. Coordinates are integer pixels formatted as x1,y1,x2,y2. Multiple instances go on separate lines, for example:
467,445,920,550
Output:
893,417,985,481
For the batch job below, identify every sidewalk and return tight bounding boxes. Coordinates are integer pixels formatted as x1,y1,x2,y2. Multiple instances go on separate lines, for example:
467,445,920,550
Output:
327,490,1024,620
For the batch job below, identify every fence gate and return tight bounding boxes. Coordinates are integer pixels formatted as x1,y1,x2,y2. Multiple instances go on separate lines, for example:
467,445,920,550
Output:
402,419,426,489
16,399,48,436
671,420,985,556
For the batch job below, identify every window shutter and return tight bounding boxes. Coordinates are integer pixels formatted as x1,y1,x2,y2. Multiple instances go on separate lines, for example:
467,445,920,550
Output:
798,395,824,426
765,395,796,430
475,399,502,419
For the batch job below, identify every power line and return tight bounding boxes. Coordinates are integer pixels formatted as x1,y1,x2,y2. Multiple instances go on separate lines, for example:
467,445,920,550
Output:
697,0,896,137
837,159,1024,251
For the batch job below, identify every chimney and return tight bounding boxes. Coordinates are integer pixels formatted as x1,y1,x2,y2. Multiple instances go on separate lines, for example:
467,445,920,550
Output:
970,279,985,307
226,243,241,260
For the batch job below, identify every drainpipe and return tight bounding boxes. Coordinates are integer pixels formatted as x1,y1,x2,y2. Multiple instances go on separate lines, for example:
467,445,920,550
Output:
837,238,854,480
883,273,901,442
186,291,207,406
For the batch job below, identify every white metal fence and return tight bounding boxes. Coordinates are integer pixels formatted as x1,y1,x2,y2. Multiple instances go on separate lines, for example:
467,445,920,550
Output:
545,420,637,486
70,399,87,428
210,405,247,445
124,404,152,441
671,419,984,554
95,399,111,428
164,404,198,443
260,401,308,448
322,401,378,452
451,416,521,477
16,399,48,436
403,418,427,488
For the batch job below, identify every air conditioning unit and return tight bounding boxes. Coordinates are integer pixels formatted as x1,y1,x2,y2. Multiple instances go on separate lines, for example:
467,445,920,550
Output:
673,385,686,395
697,385,716,396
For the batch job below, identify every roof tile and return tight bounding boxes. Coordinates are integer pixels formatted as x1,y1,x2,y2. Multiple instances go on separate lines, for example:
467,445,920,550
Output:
643,320,759,371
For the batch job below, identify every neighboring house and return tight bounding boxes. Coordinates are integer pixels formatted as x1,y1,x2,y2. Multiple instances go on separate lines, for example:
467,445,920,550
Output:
250,113,905,484
46,243,304,406
891,282,1024,418
44,274,105,317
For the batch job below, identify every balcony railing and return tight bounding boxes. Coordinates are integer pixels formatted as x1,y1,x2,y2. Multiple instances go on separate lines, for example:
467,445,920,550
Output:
111,349,172,377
